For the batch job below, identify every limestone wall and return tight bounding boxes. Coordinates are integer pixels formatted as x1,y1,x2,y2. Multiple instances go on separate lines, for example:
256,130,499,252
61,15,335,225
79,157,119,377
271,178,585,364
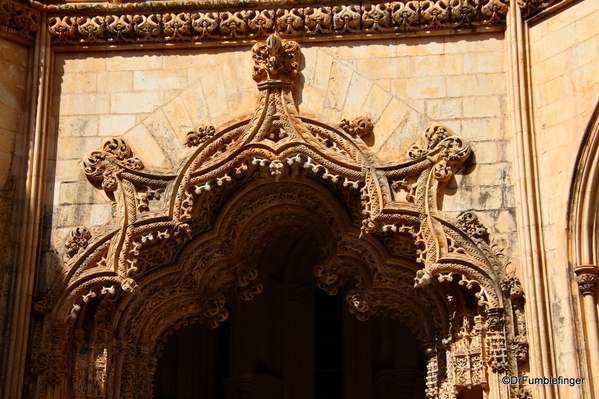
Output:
0,37,29,371
45,33,518,283
530,0,599,264
528,0,599,385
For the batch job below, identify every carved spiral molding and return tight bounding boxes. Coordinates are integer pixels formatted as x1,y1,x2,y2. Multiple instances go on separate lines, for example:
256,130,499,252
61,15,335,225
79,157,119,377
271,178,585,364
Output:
33,34,529,399
0,0,571,46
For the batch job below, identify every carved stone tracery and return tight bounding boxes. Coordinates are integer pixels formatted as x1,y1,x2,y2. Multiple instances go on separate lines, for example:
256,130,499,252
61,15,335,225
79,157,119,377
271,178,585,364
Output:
34,34,528,399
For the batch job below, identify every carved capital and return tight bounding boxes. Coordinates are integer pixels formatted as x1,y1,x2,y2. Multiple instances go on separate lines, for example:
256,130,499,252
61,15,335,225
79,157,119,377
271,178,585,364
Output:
575,265,599,296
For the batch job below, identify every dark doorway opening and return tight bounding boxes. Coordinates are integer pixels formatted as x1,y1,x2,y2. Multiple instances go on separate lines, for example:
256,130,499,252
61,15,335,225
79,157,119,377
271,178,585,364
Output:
314,289,344,399
154,317,230,399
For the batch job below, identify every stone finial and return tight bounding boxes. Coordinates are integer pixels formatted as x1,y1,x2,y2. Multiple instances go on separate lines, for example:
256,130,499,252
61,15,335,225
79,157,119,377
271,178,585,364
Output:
251,32,300,84
83,138,144,191
575,265,599,296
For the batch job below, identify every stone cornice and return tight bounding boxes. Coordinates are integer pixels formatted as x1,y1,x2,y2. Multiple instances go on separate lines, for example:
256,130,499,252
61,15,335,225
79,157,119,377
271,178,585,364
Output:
0,0,576,47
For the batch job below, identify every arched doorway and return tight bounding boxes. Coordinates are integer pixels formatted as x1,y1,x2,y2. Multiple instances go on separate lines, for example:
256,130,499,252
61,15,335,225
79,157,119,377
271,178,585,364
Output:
568,102,599,396
32,34,527,399
152,224,427,399
153,303,426,399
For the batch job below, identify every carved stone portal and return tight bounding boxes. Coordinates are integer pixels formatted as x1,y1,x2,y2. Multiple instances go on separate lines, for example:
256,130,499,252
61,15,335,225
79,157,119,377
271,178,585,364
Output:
33,34,528,399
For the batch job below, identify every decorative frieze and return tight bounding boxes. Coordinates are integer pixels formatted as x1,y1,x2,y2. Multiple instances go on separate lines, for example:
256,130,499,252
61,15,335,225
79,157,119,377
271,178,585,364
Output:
0,0,41,41
46,0,511,45
0,0,572,46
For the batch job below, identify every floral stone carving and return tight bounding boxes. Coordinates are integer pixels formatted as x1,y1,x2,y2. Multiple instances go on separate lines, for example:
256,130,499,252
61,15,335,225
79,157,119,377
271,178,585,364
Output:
34,33,528,399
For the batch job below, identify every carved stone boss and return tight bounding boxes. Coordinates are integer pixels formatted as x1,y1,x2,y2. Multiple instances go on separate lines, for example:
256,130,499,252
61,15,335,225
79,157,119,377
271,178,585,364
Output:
33,34,529,399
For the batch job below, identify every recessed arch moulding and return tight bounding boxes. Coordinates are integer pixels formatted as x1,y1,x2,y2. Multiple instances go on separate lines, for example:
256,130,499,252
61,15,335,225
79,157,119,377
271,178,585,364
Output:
32,34,530,399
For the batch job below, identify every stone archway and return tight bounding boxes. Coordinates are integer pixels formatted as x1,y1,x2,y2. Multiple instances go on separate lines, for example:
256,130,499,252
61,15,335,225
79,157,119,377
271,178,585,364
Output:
569,102,599,396
32,34,529,399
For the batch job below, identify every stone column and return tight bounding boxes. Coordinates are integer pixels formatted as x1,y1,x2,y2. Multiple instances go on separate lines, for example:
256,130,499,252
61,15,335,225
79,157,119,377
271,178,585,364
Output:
574,265,599,397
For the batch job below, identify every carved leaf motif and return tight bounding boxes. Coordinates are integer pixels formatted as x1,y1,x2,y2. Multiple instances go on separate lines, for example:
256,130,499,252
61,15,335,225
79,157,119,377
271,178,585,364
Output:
83,138,144,193
133,14,161,41
191,12,218,39
482,0,509,23
276,8,303,35
48,16,76,42
163,12,190,40
457,211,489,241
251,33,300,83
0,2,11,26
77,16,105,43
332,5,361,32
106,14,133,42
219,10,248,38
421,0,450,28
247,9,274,35
0,0,40,39
362,3,393,32
304,6,333,34
390,1,421,30
186,125,216,147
